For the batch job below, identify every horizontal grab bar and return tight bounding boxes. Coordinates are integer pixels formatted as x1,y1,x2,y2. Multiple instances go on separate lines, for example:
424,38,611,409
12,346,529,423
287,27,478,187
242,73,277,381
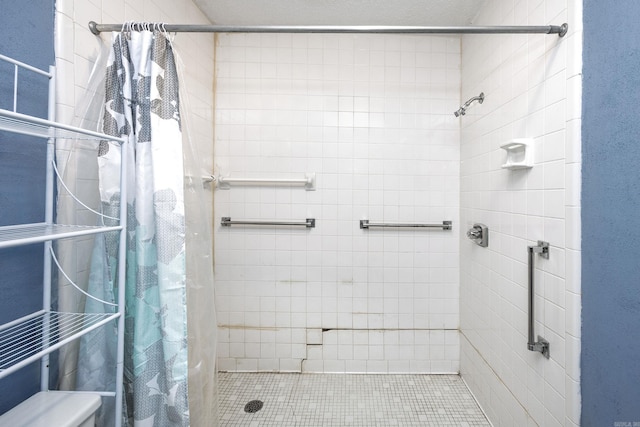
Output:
217,173,316,190
360,220,452,230
221,217,316,228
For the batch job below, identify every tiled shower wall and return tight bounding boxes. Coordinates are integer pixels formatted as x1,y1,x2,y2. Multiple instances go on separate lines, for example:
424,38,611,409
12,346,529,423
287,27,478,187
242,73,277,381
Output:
459,1,581,426
214,34,461,373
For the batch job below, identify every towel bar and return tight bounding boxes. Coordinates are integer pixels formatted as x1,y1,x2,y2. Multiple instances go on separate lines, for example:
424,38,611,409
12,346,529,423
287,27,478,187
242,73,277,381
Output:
221,217,316,228
360,220,452,230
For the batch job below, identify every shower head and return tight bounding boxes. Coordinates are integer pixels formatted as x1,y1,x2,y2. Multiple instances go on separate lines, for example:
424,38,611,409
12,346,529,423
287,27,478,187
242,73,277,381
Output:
454,92,485,117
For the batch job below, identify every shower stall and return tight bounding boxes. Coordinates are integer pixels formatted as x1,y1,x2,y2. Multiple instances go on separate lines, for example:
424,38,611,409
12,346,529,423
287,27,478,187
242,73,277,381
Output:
45,0,582,425
207,6,580,425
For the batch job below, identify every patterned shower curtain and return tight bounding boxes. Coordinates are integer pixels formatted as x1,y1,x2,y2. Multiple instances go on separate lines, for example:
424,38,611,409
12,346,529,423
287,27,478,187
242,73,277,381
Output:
77,29,190,426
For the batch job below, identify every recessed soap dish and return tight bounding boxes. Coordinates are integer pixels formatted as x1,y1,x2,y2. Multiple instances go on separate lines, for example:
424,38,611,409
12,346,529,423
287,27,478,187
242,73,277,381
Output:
501,138,534,169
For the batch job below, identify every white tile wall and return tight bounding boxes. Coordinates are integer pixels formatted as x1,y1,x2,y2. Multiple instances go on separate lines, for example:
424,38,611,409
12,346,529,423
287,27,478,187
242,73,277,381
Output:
460,0,581,426
53,1,216,424
214,33,461,373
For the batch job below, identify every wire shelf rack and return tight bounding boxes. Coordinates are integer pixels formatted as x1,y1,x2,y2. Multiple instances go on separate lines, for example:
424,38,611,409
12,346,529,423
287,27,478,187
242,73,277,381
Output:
0,311,119,380
0,223,123,249
0,109,125,143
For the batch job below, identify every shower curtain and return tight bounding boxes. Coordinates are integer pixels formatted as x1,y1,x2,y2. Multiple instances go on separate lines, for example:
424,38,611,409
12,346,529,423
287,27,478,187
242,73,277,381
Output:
77,29,190,426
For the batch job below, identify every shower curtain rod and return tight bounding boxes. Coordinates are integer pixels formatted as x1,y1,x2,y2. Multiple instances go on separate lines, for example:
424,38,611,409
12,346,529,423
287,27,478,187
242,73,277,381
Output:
89,21,568,37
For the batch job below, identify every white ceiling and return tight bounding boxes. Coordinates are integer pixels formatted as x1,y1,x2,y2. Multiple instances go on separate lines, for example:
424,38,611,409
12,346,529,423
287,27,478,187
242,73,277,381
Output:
193,0,487,26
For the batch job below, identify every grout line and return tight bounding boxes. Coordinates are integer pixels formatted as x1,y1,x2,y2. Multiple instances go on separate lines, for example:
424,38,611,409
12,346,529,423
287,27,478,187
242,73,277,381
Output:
460,330,539,426
460,375,495,427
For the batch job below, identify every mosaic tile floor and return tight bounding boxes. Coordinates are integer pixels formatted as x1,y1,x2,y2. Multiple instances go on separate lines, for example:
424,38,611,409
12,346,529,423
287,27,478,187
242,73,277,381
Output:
219,373,491,426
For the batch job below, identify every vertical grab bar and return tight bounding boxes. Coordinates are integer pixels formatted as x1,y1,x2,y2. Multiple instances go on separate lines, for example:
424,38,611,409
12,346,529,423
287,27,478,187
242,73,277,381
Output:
527,241,550,359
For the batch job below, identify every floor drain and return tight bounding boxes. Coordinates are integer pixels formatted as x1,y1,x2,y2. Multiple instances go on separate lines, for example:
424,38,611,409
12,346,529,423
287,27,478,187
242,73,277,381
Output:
244,400,264,413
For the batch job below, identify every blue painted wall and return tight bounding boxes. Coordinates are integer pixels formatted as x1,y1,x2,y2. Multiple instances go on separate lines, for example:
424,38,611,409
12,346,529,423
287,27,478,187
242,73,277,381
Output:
582,0,640,425
0,0,54,414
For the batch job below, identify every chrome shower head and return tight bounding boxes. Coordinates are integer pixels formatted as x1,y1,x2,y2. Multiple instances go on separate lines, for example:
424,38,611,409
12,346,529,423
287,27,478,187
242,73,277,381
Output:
454,92,484,117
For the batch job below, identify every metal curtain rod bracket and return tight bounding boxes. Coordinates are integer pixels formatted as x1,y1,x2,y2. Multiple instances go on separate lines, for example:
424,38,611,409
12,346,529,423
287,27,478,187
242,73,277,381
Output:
360,220,452,230
89,21,568,37
221,217,316,228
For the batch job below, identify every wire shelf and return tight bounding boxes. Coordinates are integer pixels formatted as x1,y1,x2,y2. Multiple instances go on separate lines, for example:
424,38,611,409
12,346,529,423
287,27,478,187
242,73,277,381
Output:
0,311,119,380
0,223,123,249
0,109,125,143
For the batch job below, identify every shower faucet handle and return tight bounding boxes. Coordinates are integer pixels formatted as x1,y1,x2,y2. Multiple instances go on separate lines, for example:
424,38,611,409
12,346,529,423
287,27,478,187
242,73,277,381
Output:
466,223,488,247
466,228,481,239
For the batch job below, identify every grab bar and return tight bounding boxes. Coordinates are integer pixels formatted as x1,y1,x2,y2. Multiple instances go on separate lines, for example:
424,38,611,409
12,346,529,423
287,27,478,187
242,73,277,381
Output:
221,217,316,228
360,220,452,230
527,241,550,358
217,173,316,190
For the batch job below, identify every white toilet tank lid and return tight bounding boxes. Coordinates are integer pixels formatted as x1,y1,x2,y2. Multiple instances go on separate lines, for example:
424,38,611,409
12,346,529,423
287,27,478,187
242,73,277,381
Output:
0,391,101,427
